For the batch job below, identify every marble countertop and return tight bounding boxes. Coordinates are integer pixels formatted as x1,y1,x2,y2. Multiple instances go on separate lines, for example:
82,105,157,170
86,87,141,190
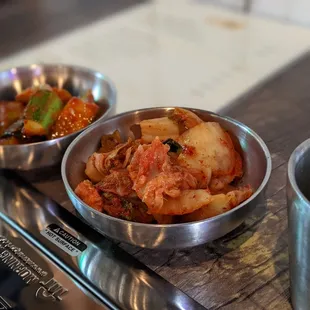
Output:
1,0,310,114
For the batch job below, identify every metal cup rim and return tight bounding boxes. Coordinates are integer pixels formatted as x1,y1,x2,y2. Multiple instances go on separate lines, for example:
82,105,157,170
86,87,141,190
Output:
288,138,310,205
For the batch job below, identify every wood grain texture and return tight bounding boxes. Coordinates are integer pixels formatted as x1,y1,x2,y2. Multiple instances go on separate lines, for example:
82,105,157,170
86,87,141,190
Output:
23,52,310,309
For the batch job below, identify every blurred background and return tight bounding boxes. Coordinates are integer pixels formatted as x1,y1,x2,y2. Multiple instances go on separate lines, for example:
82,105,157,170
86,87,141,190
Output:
1,0,310,113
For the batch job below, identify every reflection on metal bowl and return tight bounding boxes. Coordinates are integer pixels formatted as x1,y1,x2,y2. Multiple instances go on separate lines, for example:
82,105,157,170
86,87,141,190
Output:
76,240,197,309
0,64,116,170
62,107,272,249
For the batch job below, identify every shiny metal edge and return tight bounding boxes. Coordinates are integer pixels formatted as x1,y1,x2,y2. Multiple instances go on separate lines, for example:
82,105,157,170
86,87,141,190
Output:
0,171,205,310
287,138,310,204
0,221,109,309
286,138,310,310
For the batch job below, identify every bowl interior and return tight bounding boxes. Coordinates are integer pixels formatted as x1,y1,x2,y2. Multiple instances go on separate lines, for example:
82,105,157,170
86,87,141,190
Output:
0,64,115,120
64,108,270,211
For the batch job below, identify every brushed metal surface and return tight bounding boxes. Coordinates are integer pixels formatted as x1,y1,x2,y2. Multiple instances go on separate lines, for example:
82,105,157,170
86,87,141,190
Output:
0,170,204,310
0,64,116,170
287,138,310,310
0,222,109,310
62,107,272,249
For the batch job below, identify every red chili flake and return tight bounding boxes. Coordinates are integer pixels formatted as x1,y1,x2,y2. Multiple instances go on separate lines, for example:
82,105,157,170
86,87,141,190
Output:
183,145,195,156
219,138,229,146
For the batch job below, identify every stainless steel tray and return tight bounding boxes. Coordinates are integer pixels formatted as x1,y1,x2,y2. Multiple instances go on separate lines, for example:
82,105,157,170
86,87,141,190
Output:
0,170,204,310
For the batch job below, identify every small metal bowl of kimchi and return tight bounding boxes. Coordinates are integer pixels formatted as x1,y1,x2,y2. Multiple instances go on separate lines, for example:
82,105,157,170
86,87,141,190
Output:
0,64,116,170
62,107,271,249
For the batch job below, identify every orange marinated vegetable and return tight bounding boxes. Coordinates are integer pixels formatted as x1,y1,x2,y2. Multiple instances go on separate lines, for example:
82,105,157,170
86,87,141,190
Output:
75,108,253,224
52,88,72,103
0,101,24,135
15,87,35,104
15,85,72,104
0,84,99,145
51,95,99,138
0,136,19,145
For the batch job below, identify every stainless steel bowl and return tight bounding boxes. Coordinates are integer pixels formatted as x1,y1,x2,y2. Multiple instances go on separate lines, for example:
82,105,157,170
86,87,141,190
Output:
62,107,272,249
0,64,116,170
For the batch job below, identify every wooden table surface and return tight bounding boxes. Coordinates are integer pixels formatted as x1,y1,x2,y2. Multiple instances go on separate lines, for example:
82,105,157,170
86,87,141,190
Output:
20,51,310,310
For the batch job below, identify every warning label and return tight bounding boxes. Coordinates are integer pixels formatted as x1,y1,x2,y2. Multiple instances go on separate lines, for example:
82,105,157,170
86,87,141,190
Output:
40,224,87,257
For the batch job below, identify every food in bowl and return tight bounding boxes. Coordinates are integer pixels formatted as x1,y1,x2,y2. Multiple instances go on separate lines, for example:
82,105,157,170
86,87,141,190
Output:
74,108,253,224
0,84,99,145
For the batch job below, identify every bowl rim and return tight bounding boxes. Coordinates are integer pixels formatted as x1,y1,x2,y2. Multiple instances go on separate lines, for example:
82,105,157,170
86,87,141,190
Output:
61,106,272,228
0,63,117,148
288,138,310,205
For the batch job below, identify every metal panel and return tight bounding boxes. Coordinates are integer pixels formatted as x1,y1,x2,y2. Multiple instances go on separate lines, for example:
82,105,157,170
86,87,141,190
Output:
0,171,204,310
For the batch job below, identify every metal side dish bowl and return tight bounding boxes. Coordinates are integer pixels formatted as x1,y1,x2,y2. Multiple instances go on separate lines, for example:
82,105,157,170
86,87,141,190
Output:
0,64,116,170
61,107,272,249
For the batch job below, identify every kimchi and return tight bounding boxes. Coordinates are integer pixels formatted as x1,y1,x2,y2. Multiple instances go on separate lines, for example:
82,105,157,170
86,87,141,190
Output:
75,108,253,224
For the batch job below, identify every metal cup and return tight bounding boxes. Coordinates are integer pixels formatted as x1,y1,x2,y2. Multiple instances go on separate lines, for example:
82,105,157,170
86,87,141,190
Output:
287,138,310,309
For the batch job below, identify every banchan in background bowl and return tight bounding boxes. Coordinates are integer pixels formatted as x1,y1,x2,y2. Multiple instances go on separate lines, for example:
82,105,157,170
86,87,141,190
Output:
0,64,116,170
62,107,272,250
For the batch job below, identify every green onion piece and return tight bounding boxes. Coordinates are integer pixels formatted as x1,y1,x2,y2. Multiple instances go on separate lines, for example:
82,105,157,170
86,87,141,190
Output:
163,138,183,154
